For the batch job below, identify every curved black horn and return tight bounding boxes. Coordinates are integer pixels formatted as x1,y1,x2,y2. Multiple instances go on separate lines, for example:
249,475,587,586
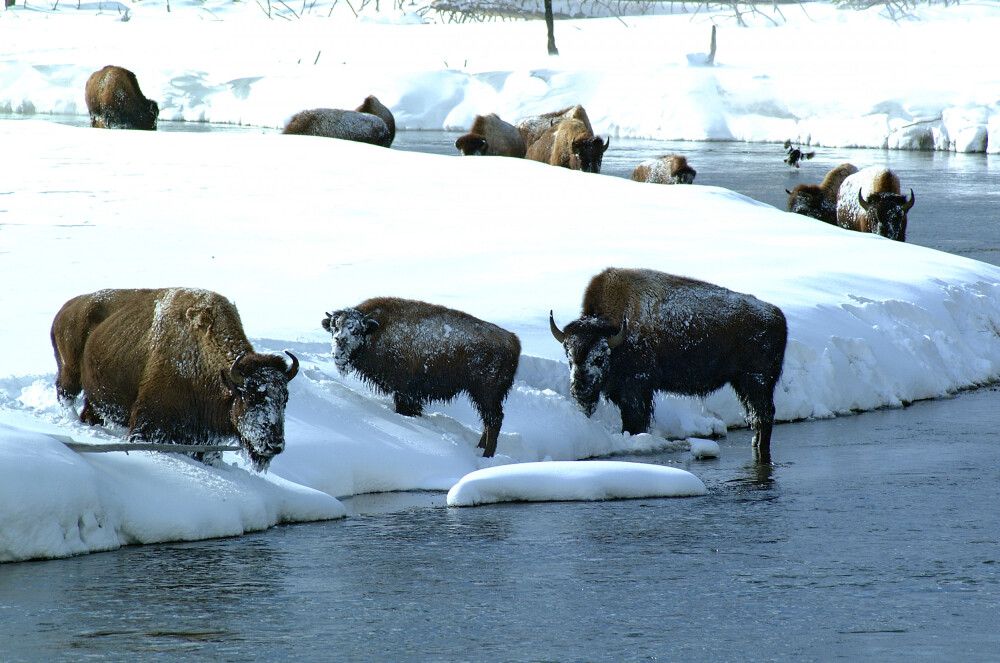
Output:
904,188,915,211
284,351,299,381
606,317,627,349
857,188,870,211
785,189,793,195
229,352,248,387
549,310,566,343
602,136,611,152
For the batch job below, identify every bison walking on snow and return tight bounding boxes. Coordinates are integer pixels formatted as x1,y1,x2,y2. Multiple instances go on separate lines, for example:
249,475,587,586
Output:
84,65,159,131
51,288,299,470
283,95,396,147
836,166,915,241
550,268,787,462
322,298,521,458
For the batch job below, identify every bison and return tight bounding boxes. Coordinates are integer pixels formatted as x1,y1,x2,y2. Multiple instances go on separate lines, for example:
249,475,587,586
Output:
455,113,526,158
631,155,697,185
836,166,915,241
786,162,858,224
549,268,788,462
283,95,395,147
516,104,594,150
84,65,159,131
51,288,299,470
525,118,610,174
322,298,521,458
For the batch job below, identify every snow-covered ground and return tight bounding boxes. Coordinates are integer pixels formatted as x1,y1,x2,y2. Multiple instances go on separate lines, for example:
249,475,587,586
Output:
3,1,1000,563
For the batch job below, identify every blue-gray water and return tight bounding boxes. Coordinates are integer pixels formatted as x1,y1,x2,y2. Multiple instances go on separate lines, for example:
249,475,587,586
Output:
2,117,999,661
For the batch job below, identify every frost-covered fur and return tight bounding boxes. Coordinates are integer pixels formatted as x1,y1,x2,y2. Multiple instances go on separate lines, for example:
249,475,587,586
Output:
283,95,395,147
455,113,526,157
525,118,610,173
836,166,915,241
50,288,298,470
631,155,697,185
550,268,787,462
516,104,594,149
322,297,521,457
84,65,159,131
786,163,858,225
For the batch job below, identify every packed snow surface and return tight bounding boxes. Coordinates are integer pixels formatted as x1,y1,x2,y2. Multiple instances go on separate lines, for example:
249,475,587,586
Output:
447,460,707,506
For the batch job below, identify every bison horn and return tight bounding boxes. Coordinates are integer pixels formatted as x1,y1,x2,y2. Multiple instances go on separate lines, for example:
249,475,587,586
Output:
228,352,248,388
284,351,299,381
904,188,915,211
549,310,566,343
602,136,610,152
785,189,793,195
857,188,870,211
606,316,627,349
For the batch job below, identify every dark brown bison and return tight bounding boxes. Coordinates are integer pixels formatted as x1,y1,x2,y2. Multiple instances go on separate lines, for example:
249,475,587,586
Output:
84,65,159,131
631,155,697,185
549,268,787,462
836,166,915,241
455,113,526,157
525,118,610,174
322,298,521,458
51,288,299,470
786,162,858,224
283,94,395,147
516,104,594,150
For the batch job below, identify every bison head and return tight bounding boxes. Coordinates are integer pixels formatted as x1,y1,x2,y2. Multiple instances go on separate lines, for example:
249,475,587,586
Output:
571,135,610,173
858,188,915,242
673,164,697,185
550,311,626,416
455,133,488,156
221,351,299,470
143,99,160,131
322,308,379,375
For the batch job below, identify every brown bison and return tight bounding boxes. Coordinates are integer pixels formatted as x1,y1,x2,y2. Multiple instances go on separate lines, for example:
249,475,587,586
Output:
550,268,787,462
631,155,697,185
515,104,593,149
786,162,858,224
51,288,299,470
322,298,521,458
283,95,395,147
525,118,610,174
455,113,526,158
84,65,159,131
836,166,915,241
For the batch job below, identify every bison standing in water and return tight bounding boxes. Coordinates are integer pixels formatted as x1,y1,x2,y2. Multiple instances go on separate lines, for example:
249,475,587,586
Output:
283,95,395,147
631,155,697,185
455,113,526,158
84,65,159,131
836,166,915,241
525,118,610,174
786,162,858,225
51,288,299,470
516,104,594,149
550,268,787,462
322,298,521,458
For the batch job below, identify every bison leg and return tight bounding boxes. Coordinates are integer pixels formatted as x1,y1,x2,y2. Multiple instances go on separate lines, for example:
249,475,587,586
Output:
79,399,104,426
393,393,424,417
734,375,777,464
616,390,654,436
477,405,504,458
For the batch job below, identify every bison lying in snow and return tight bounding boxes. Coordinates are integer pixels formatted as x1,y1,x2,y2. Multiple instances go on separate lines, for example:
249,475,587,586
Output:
455,113,526,158
283,95,396,147
516,104,594,150
836,166,915,241
84,65,159,131
322,298,520,458
51,288,299,470
786,162,858,224
631,155,697,185
525,118,610,174
550,268,787,462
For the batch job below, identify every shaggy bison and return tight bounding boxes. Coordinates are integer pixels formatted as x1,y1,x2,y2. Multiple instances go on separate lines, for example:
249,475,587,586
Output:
283,95,395,147
84,65,159,131
525,118,610,174
51,288,299,470
322,298,520,457
836,166,915,241
786,162,858,224
631,155,697,185
516,104,594,150
550,268,787,462
455,113,526,157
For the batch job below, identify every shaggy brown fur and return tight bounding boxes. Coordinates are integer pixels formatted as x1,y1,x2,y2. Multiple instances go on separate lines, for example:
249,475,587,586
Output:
51,288,299,469
455,113,527,158
322,297,521,458
550,268,787,463
84,65,159,131
283,95,395,147
786,162,858,224
516,105,593,150
630,155,697,185
525,118,610,173
836,166,915,241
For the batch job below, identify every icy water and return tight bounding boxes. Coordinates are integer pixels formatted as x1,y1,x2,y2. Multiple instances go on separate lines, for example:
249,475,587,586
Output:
2,117,999,661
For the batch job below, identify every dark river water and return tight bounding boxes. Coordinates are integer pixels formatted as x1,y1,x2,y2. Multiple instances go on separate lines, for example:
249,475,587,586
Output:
2,116,999,661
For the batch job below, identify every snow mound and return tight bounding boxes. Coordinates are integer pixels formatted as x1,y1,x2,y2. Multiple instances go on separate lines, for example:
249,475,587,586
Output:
689,437,721,459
